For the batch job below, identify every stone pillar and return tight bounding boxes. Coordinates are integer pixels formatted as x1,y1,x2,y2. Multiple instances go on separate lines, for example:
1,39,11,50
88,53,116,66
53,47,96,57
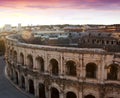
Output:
82,66,86,79
97,65,101,80
104,56,108,81
104,68,107,80
25,77,29,93
77,63,81,79
79,55,83,80
22,51,25,66
45,85,49,98
81,54,86,80
12,70,16,83
60,91,64,98
118,67,120,80
24,50,27,67
60,53,64,78
99,85,105,98
18,72,21,87
34,80,39,98
33,55,36,70
44,53,49,74
79,91,83,98
100,55,106,83
17,48,20,64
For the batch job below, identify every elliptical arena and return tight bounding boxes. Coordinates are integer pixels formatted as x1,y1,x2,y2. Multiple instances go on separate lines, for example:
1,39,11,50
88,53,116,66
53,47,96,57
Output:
5,31,120,98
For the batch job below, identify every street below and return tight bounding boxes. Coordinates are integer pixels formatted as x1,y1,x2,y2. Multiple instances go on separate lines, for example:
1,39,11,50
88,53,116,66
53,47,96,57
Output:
0,56,34,98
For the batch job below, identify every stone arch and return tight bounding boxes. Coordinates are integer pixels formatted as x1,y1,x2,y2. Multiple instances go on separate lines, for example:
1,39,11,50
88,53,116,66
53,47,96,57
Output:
107,63,119,80
21,75,25,89
36,56,44,72
50,59,59,75
65,87,78,98
66,91,77,98
84,94,95,98
20,52,24,65
50,82,61,93
27,54,33,69
83,89,99,98
51,87,59,98
86,63,97,79
28,79,34,95
39,83,46,98
66,60,77,76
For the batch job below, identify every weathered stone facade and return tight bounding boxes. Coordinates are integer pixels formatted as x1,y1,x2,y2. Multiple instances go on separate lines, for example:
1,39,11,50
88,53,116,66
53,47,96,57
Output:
5,34,120,98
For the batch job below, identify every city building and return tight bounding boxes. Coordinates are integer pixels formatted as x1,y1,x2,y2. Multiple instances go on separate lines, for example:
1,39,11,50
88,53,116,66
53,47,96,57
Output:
3,24,12,32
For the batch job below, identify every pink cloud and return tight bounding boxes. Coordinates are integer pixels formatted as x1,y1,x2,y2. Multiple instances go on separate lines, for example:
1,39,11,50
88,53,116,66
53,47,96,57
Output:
0,0,120,10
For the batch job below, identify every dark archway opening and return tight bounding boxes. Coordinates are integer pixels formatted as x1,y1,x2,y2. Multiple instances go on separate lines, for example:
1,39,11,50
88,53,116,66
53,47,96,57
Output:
13,51,17,63
20,53,24,65
86,63,97,78
27,55,33,69
107,64,118,80
21,76,25,89
66,92,77,98
84,95,95,98
36,57,44,72
66,61,76,76
39,83,46,98
15,71,18,85
50,59,59,76
29,79,34,95
51,87,59,98
40,58,44,72
10,68,14,80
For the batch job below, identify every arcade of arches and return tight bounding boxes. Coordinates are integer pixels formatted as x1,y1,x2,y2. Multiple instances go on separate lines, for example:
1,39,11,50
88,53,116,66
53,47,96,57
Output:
5,36,120,98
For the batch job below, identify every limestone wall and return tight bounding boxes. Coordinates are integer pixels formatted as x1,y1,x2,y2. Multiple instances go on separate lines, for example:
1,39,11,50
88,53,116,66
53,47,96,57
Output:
5,34,120,98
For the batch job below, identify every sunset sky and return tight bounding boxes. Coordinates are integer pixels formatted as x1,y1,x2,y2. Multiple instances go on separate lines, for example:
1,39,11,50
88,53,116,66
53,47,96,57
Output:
0,0,120,27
